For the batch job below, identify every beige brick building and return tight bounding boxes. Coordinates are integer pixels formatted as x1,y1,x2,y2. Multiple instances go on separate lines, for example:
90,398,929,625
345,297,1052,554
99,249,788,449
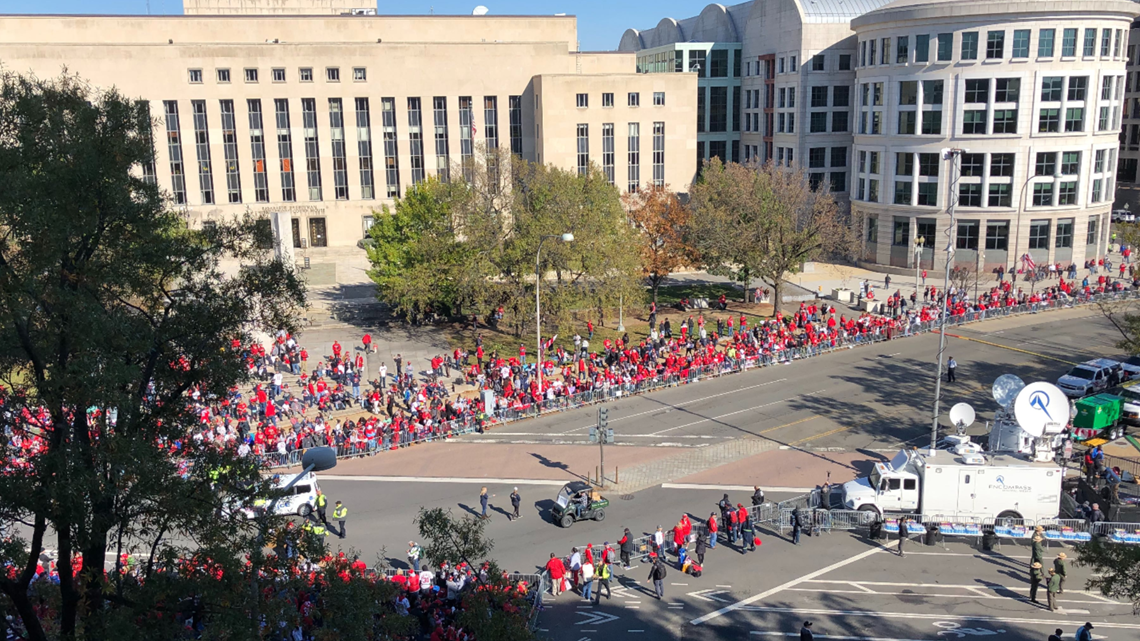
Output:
0,2,696,251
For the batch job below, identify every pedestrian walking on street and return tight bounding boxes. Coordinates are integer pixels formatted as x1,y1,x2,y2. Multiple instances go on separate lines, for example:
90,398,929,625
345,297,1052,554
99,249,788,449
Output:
332,500,349,539
315,490,328,525
792,507,803,545
646,553,667,600
947,356,957,383
741,515,756,553
707,512,719,548
593,559,612,604
407,541,422,573
1053,553,1067,593
800,621,814,641
546,552,567,597
897,518,908,557
510,487,522,521
580,557,595,601
619,528,634,569
1046,568,1061,611
1029,562,1044,604
1048,628,1064,641
1076,622,1094,641
479,487,494,520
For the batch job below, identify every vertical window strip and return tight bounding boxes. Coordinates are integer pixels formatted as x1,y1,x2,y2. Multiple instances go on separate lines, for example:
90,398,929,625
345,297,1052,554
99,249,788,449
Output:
247,99,269,203
162,100,187,205
602,123,615,185
191,100,214,205
408,97,426,185
329,98,349,200
274,99,296,202
354,98,375,200
301,98,322,201
219,99,242,204
509,95,523,156
652,121,665,187
433,97,450,182
381,97,400,198
627,122,640,193
459,96,474,181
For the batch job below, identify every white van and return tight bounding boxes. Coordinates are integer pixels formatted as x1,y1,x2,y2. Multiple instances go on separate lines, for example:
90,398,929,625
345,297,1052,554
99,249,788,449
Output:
247,471,321,518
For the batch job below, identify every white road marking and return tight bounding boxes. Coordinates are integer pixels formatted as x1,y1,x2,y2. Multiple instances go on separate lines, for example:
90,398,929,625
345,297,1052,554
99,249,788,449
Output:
628,630,645,633
571,378,791,431
690,541,897,625
647,389,827,436
688,589,733,603
575,611,619,626
783,587,1113,605
487,433,727,439
899,552,1033,559
671,582,688,586
319,475,567,486
716,584,733,588
661,483,816,493
735,607,1140,631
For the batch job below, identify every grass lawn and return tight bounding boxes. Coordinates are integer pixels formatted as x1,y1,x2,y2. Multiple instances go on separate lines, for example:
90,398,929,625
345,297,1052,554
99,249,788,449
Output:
653,282,748,305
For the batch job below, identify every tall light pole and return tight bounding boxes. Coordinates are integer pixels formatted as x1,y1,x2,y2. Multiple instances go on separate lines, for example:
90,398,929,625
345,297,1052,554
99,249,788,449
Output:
536,233,574,399
931,148,963,453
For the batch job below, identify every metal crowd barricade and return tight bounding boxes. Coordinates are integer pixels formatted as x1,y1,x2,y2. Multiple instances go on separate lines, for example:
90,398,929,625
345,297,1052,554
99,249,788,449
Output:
1037,518,1093,545
919,514,985,546
633,535,656,562
1091,522,1140,544
825,509,877,532
750,502,780,527
986,517,1037,549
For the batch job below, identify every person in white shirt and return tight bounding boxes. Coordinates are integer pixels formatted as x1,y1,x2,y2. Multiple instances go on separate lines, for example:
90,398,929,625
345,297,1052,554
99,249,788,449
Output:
580,560,595,600
418,567,434,594
569,547,582,588
378,364,388,388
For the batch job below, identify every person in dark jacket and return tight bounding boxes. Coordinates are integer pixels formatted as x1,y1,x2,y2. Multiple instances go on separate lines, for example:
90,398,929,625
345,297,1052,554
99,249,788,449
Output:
741,514,756,553
618,528,634,569
751,486,765,507
1029,562,1044,604
509,488,522,521
800,621,814,640
1048,629,1064,641
897,519,908,557
645,555,667,599
791,507,803,545
695,531,708,565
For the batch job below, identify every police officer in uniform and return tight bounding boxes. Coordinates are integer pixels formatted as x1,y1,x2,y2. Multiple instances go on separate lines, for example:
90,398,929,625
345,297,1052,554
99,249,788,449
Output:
333,500,349,539
315,490,329,525
1029,561,1044,604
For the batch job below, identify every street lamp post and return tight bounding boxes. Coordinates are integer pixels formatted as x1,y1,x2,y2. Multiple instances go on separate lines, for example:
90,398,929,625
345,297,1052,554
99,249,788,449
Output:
931,148,963,453
536,233,574,400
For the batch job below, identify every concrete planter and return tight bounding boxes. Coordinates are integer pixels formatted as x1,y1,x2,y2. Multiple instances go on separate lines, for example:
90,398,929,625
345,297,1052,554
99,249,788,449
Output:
862,299,882,313
832,288,854,303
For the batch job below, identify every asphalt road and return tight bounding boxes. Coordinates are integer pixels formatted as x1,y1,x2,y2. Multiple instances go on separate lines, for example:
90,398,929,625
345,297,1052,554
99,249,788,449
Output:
461,308,1125,452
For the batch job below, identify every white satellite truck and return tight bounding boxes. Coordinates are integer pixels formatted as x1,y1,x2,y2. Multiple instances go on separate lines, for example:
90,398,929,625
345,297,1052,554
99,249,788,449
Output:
840,378,1068,522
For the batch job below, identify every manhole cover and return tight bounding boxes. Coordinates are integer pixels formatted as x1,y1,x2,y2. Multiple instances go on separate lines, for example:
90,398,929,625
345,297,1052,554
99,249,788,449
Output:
620,494,635,501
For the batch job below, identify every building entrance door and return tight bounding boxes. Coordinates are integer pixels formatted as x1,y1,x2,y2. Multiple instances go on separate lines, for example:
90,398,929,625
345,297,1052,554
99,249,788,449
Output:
308,217,327,247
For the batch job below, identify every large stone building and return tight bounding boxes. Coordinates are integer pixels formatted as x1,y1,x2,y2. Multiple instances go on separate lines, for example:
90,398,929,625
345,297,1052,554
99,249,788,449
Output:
0,1,697,251
622,0,1140,275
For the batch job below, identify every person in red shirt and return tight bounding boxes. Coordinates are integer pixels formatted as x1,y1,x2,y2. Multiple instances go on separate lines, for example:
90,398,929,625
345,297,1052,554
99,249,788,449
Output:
362,333,372,353
332,340,342,359
545,552,566,596
707,512,719,548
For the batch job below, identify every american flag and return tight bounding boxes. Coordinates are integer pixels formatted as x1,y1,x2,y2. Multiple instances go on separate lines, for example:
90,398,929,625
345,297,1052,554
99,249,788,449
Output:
1021,253,1036,270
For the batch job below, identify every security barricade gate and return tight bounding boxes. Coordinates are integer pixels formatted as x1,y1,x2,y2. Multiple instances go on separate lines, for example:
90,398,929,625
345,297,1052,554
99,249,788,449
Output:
1092,522,1140,543
1037,518,1094,545
919,514,985,547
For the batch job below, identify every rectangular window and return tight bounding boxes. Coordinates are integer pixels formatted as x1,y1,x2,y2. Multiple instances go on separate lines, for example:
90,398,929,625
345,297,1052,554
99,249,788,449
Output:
1085,28,1098,56
937,33,953,61
1095,148,1107,173
809,147,826,168
710,86,728,132
832,111,849,132
879,38,889,65
601,123,615,185
244,68,258,83
918,153,939,177
986,221,1010,249
1038,108,1060,133
692,50,707,76
921,111,941,135
1036,152,1057,176
963,110,987,134
965,79,989,103
959,184,983,208
1061,151,1080,175
355,98,375,199
353,67,366,82
1041,77,1063,101
867,178,878,201
898,111,916,135
991,153,1015,177
1102,28,1112,56
870,111,881,134
483,96,499,153
988,183,1012,207
603,93,614,108
628,92,640,108
1102,76,1114,100
217,68,230,83
328,99,348,200
960,153,984,177
508,95,523,156
957,221,980,249
710,49,729,77
272,68,285,82
407,97,425,186
577,93,588,108
1068,76,1088,101
1029,220,1051,248
189,69,203,84
924,79,944,105
697,88,706,133
627,123,640,192
995,78,1020,103
654,91,665,106
1012,30,1030,58
831,171,847,192
1033,183,1053,207
300,98,322,201
916,34,930,63
962,32,979,60
899,81,918,106
299,67,313,82
811,112,828,133
1058,181,1078,205
831,147,847,167
190,100,214,205
897,36,910,63
273,99,296,202
1065,107,1085,132
893,180,912,205
219,100,242,204
812,54,825,71
1115,29,1124,58
1056,218,1074,247
1062,28,1078,57
893,219,910,246
833,85,850,107
1039,29,1055,57
917,182,938,206
459,97,474,181
247,99,269,203
866,217,878,243
1087,217,1099,245
811,86,829,107
993,109,1018,134
162,101,187,205
326,67,340,82
381,97,400,198
869,151,880,174
652,122,665,187
735,48,742,77
839,54,852,70
576,123,589,176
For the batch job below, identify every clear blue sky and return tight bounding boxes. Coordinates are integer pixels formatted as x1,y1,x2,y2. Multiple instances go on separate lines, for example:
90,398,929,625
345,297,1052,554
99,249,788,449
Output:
6,0,699,51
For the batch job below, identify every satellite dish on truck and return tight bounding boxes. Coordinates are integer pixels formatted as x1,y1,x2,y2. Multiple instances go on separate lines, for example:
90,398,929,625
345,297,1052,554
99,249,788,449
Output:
949,402,976,435
992,374,1025,408
1013,382,1068,437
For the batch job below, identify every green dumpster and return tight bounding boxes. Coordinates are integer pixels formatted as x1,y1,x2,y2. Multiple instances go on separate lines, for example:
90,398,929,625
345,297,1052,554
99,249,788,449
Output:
1073,394,1121,431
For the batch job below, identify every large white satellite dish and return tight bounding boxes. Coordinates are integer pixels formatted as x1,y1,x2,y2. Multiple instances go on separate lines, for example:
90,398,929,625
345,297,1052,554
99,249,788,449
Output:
992,373,1025,408
1013,382,1068,438
949,402,976,435
472,5,489,15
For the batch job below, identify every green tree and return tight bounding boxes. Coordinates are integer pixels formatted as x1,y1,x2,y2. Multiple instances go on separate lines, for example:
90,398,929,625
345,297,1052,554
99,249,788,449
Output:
1074,539,1140,613
689,159,850,310
0,72,407,641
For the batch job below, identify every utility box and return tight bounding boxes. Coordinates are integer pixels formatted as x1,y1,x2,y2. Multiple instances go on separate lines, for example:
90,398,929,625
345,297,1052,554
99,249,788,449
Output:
1073,394,1121,431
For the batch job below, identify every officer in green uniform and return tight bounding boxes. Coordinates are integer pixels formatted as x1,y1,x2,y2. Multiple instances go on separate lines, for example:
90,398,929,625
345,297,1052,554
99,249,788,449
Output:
1030,532,1045,566
1046,568,1061,611
1053,553,1068,594
315,490,328,524
333,500,349,539
1029,561,1045,604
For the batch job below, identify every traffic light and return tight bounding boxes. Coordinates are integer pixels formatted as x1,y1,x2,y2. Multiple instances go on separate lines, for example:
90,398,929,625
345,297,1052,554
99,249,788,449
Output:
599,407,609,430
